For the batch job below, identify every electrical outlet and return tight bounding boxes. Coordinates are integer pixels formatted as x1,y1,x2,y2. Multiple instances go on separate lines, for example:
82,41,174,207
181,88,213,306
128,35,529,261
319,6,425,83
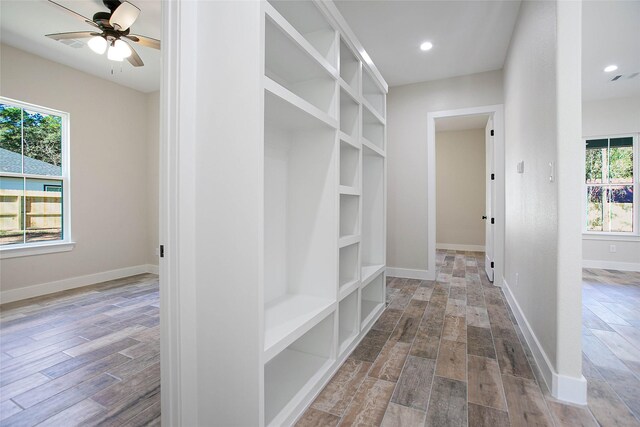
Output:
609,245,617,253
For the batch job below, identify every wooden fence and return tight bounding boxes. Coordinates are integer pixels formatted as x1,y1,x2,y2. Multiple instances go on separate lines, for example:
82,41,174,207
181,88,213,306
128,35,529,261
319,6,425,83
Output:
0,189,62,232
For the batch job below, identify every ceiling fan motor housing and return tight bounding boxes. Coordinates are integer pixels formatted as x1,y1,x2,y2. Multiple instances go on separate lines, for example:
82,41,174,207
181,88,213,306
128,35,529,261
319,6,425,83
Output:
103,0,122,12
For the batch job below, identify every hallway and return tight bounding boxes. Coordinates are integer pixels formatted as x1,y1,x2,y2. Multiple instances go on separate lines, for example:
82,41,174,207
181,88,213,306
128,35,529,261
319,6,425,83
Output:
298,250,599,426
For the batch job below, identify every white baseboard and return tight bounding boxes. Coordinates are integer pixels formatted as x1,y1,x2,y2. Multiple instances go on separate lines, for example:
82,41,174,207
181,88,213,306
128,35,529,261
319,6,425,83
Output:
436,243,486,252
502,278,587,405
582,259,640,272
1,264,159,304
386,267,435,280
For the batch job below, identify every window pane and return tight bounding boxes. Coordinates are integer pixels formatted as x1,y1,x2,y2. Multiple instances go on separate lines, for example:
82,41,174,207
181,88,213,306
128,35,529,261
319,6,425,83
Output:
609,145,633,184
0,176,25,245
586,186,604,231
585,148,604,183
25,178,62,243
0,104,23,173
607,186,634,233
23,110,62,176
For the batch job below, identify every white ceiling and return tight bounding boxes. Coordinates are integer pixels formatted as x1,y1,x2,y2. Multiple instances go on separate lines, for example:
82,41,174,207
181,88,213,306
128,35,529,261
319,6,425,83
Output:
1,0,161,93
435,114,489,132
334,0,521,87
582,0,640,101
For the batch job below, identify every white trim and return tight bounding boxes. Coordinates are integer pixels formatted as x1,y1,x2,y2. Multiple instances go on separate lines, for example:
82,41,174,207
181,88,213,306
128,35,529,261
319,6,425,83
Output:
386,267,434,280
0,264,158,304
427,104,505,287
582,259,640,272
435,243,486,252
0,241,75,259
582,233,640,242
502,279,587,405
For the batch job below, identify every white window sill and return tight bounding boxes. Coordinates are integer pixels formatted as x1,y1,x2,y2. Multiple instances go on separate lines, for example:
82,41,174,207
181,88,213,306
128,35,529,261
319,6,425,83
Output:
0,241,76,259
582,233,640,242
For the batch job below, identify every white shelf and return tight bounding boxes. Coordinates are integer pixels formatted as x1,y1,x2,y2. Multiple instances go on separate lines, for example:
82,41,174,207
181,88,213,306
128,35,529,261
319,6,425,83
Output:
339,185,360,195
362,98,386,125
266,1,338,70
339,37,360,93
339,279,360,301
361,264,385,286
362,138,385,158
265,16,337,118
339,78,360,104
339,241,359,293
339,289,359,354
264,77,337,130
264,294,335,362
361,273,385,327
362,105,385,151
340,140,359,188
339,131,360,149
340,88,359,139
265,314,335,426
362,68,386,119
339,234,360,248
340,193,359,238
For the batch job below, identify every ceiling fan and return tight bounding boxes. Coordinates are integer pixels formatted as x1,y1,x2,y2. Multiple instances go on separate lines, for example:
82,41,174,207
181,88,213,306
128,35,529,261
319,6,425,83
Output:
45,0,160,67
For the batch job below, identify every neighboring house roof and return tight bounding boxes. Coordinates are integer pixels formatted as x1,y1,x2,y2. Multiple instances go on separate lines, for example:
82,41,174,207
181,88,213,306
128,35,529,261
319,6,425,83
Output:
0,147,61,176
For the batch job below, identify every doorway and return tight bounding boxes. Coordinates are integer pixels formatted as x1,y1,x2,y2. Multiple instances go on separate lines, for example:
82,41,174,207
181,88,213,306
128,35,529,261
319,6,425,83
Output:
426,105,505,284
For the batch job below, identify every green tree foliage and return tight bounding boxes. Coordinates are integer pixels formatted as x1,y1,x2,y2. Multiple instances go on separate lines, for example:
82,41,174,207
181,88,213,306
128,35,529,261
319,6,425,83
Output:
0,104,62,167
585,148,602,183
609,146,633,182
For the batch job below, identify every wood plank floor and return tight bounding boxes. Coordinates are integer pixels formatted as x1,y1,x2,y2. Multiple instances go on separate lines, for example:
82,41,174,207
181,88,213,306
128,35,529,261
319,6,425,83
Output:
0,274,160,426
299,250,637,427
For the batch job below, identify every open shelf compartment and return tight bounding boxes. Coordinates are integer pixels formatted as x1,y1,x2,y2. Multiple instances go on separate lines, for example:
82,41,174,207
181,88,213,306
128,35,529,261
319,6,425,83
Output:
339,242,359,294
340,88,359,139
340,139,360,188
339,38,360,91
264,96,337,355
362,105,385,151
340,194,359,239
339,289,359,354
362,69,385,118
267,0,337,68
361,145,384,281
361,273,384,326
266,16,337,119
265,313,335,426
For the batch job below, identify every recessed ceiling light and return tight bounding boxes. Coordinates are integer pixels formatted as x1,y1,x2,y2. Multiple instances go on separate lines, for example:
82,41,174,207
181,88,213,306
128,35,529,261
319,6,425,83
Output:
604,65,618,73
420,41,433,51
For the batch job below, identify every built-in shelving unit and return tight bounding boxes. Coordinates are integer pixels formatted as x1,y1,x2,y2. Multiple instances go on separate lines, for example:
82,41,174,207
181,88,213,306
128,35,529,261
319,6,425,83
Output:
261,2,387,425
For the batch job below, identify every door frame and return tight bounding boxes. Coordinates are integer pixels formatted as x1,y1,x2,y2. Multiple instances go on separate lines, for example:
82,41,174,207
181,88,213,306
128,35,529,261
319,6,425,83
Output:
426,105,505,285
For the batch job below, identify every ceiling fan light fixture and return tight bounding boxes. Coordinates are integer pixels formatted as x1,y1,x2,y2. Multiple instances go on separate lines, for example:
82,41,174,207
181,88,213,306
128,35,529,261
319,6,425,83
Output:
88,35,107,54
107,44,124,61
107,39,132,61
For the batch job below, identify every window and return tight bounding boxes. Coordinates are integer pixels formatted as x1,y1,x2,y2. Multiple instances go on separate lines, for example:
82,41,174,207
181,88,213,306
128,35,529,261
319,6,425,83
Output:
0,97,71,253
584,135,637,234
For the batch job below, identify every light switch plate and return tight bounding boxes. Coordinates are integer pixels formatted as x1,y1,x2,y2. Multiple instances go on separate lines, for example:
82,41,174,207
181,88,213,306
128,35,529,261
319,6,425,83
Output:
517,161,524,174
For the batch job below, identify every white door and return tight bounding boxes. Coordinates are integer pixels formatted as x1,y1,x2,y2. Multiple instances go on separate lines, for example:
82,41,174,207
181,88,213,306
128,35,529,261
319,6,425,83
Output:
485,117,495,282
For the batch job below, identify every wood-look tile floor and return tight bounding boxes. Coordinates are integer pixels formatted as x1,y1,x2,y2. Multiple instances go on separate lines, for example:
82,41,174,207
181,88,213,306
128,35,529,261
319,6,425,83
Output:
298,251,611,427
0,274,160,427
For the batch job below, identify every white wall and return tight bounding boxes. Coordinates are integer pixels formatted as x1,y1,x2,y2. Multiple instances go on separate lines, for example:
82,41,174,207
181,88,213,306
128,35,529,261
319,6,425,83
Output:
503,0,584,402
436,128,486,248
147,91,160,266
387,70,503,272
0,44,159,294
582,96,640,269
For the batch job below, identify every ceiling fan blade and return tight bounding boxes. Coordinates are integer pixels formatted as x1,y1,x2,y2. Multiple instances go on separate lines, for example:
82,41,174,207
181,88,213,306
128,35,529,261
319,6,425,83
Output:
126,43,144,67
46,31,97,41
47,0,99,28
125,34,160,50
109,1,141,31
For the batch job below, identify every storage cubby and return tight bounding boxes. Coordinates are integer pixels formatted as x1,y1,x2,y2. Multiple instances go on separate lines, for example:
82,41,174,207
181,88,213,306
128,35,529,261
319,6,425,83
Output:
266,16,337,118
361,146,385,283
340,89,359,139
264,95,337,353
265,313,335,426
339,243,359,293
339,290,359,353
340,38,360,90
363,69,385,118
340,140,359,188
268,0,337,68
340,194,359,238
361,273,384,325
362,105,385,151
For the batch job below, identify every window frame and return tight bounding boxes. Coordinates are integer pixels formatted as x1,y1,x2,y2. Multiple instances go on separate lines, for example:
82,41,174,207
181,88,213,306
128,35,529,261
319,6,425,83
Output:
582,132,639,237
0,96,74,258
